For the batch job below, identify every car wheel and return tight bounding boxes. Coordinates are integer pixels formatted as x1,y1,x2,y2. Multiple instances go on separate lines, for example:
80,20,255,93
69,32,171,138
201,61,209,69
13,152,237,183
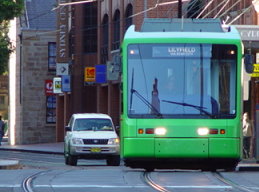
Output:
66,154,78,166
106,155,120,166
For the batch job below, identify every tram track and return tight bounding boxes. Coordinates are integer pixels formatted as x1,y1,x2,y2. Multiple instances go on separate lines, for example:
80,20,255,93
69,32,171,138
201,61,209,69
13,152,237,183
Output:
22,171,49,192
214,172,256,192
143,171,170,192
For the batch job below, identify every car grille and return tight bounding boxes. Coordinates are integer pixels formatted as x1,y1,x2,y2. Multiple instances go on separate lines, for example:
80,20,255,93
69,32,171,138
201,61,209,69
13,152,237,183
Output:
83,139,109,145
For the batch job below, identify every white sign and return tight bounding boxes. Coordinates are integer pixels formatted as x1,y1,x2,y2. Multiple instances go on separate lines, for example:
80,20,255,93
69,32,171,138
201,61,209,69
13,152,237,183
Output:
56,63,69,76
53,77,62,94
256,53,259,64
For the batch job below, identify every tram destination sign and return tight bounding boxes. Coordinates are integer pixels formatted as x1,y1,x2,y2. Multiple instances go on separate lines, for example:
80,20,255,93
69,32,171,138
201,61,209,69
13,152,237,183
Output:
152,44,212,58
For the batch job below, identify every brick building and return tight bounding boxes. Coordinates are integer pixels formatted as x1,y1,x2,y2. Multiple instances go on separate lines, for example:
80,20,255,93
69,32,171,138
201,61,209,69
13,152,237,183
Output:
9,0,57,144
56,0,259,141
55,0,194,141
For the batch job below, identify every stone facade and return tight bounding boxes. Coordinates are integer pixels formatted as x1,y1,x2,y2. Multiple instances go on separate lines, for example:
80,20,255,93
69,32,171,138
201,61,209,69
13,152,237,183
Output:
19,30,56,144
9,0,57,145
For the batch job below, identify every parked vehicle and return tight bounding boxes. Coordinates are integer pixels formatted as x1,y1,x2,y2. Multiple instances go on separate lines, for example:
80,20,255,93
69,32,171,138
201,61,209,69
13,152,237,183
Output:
64,113,120,166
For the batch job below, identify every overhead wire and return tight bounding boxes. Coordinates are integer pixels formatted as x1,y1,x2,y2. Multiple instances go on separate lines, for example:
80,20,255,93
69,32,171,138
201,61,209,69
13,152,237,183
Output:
227,3,255,25
218,0,242,18
196,0,214,18
201,0,230,18
213,0,230,18
129,0,190,18
182,0,200,17
186,0,209,18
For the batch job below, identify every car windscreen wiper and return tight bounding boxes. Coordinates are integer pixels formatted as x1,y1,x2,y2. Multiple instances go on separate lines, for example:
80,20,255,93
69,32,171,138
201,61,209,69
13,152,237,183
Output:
161,99,214,118
131,88,163,118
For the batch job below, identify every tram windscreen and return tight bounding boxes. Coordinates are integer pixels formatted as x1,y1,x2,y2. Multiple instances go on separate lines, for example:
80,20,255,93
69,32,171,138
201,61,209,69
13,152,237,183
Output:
127,43,237,119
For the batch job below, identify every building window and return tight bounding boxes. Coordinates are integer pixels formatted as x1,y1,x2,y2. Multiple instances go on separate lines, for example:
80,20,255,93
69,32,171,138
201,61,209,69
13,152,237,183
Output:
46,95,56,123
101,14,109,64
48,42,56,71
125,4,133,32
112,10,120,51
83,2,97,53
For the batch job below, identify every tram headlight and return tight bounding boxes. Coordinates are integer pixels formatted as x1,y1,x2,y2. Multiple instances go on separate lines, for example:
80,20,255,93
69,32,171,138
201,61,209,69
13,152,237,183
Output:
197,127,209,136
155,127,167,135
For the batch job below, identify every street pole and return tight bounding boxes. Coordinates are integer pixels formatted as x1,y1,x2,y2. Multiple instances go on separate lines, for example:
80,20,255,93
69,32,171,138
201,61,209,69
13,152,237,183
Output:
178,0,182,18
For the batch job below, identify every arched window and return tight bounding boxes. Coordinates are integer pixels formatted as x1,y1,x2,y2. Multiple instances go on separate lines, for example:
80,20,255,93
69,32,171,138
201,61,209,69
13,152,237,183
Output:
125,4,133,32
101,14,109,64
83,2,97,53
112,10,120,50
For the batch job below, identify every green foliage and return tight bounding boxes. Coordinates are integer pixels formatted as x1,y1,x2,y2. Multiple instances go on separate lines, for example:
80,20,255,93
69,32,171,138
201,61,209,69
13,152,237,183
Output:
0,0,24,23
0,0,24,74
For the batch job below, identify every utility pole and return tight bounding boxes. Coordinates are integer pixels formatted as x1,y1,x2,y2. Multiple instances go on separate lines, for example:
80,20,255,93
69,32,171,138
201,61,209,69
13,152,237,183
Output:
178,0,182,18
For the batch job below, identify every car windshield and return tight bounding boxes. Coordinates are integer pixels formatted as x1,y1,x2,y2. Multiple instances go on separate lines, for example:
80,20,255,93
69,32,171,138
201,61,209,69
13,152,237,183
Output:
127,43,237,119
73,118,113,131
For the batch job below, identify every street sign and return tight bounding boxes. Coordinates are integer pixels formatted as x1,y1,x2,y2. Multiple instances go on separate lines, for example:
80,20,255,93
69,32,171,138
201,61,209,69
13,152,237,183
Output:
53,77,62,94
61,75,71,92
56,63,69,76
95,65,106,83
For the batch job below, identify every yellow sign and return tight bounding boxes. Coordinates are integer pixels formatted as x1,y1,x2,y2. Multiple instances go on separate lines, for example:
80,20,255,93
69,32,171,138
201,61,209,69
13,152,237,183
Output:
254,64,259,72
85,67,95,82
251,64,259,77
251,73,259,77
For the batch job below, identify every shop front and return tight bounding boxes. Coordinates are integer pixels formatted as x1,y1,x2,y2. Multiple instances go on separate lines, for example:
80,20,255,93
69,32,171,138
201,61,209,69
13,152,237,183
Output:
236,25,259,162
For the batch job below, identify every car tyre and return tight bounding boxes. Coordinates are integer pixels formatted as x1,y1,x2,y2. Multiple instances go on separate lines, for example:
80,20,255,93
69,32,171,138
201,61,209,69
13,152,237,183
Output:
66,154,77,166
106,155,120,166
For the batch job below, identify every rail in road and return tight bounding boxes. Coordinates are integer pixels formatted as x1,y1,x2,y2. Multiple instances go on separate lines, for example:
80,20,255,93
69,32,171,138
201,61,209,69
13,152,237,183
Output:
20,169,258,192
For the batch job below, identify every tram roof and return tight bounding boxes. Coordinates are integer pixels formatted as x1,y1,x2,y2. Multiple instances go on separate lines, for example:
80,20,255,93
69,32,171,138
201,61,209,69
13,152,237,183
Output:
124,18,240,41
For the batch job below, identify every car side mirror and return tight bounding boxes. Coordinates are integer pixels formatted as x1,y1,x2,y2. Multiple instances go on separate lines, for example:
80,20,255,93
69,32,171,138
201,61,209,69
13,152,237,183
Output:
65,126,71,132
244,54,254,74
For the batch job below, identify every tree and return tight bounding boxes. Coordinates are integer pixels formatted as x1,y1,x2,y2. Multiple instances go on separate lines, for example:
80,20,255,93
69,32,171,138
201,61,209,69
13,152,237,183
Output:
0,0,24,74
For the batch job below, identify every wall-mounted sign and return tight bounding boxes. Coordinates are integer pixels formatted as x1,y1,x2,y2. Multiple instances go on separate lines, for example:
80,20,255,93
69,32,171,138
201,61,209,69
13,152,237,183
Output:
84,67,95,82
95,65,106,83
45,79,54,96
53,77,62,94
56,63,69,76
62,75,71,92
56,0,69,63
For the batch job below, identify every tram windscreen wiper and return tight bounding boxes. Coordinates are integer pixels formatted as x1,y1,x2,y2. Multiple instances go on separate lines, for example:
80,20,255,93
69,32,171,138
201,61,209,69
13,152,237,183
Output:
131,88,163,118
161,100,214,118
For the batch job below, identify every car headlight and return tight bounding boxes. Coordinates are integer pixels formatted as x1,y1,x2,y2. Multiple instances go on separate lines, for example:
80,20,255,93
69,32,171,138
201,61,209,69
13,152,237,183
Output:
108,138,120,145
72,138,84,145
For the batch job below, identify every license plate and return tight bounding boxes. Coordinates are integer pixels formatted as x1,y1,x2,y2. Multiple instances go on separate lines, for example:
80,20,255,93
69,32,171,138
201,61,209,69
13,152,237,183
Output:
91,147,101,153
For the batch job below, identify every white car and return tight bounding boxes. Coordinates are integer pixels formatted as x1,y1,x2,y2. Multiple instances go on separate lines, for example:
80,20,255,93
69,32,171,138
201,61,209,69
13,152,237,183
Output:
64,113,120,166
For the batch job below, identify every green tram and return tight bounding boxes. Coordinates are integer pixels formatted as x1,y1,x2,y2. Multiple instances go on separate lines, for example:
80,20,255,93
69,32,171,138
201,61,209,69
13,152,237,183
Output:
120,19,244,171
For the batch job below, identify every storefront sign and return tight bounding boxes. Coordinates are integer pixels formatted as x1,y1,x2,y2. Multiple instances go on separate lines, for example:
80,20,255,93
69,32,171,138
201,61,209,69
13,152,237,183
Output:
235,25,259,41
84,67,96,82
53,77,62,94
56,0,69,63
45,79,54,96
251,64,259,77
95,65,106,83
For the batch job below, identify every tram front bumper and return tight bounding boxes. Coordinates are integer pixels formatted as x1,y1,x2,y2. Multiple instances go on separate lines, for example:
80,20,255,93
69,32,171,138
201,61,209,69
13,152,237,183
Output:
123,137,240,158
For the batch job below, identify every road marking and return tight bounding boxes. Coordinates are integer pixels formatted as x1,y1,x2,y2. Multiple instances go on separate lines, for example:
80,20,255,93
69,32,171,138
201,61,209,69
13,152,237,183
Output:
34,184,232,189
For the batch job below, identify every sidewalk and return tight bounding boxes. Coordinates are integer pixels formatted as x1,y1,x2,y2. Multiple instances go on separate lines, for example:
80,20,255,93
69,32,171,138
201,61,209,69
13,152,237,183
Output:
0,139,63,155
0,137,63,169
